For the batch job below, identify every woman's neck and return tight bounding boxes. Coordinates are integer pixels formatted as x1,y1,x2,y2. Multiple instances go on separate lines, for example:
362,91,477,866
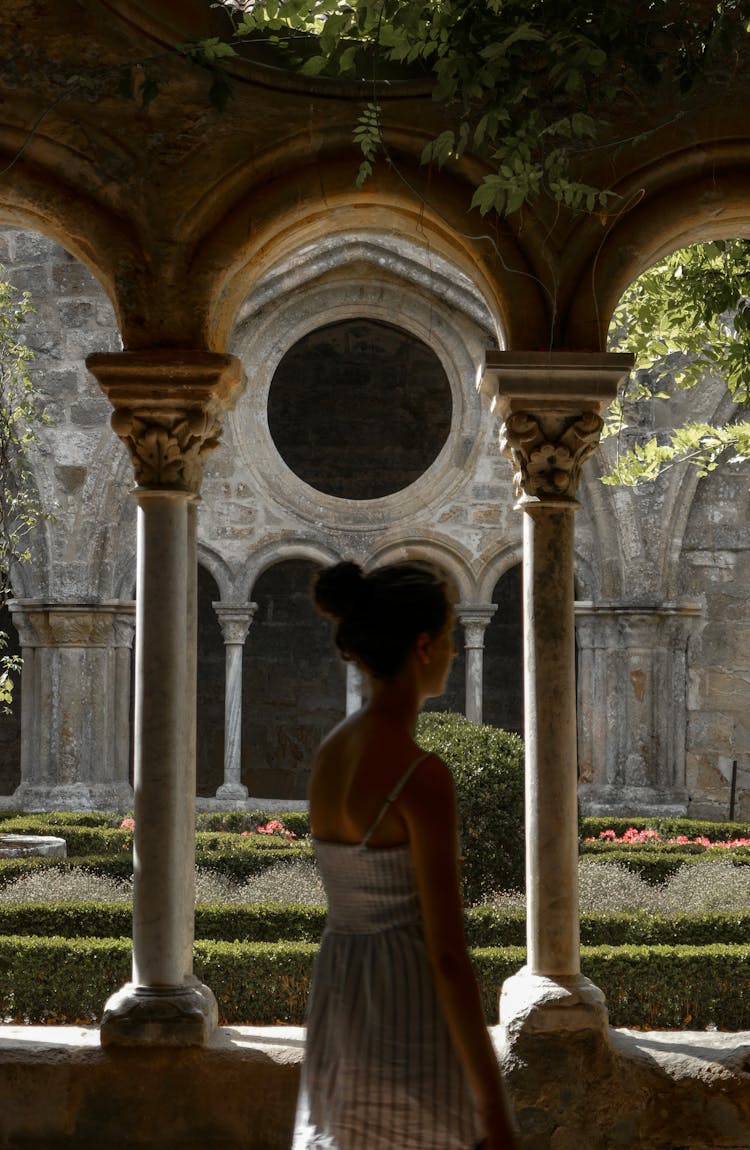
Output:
364,671,423,732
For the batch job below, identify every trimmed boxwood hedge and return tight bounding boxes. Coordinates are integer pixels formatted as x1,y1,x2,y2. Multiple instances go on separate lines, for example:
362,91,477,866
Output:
0,813,313,857
578,849,750,884
0,901,747,950
1,936,748,1030
416,712,525,901
0,820,131,855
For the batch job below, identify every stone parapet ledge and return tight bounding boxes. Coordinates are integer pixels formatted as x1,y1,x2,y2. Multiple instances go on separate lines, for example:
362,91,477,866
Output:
0,1024,748,1148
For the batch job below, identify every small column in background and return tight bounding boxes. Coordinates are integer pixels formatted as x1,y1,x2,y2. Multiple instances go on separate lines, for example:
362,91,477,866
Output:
213,602,256,800
456,603,497,724
346,660,364,715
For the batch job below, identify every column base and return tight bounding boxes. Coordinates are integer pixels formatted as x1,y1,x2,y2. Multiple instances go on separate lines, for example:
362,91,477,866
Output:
100,978,218,1047
500,966,608,1039
578,783,688,817
12,781,134,813
215,781,249,800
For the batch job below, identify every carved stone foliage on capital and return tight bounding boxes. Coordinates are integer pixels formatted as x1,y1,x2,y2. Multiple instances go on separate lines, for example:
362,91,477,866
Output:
110,409,224,493
499,410,604,501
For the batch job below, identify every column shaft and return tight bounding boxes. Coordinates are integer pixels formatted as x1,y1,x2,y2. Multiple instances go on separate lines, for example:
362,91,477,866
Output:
88,348,243,1045
523,504,579,976
132,491,193,986
481,351,632,1035
346,661,364,716
213,604,254,800
457,605,497,724
223,644,244,787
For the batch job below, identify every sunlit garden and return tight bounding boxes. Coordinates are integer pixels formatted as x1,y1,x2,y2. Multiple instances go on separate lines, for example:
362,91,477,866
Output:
0,713,747,1033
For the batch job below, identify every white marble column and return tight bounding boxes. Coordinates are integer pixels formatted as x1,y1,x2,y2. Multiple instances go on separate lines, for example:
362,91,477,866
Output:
346,660,364,715
87,349,243,1046
481,351,632,1037
213,603,256,800
456,604,497,723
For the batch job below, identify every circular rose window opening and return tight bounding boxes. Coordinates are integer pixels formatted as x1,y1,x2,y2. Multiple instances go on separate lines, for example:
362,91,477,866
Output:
267,318,453,500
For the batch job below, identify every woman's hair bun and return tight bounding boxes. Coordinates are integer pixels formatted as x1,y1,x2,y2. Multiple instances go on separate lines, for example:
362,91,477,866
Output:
314,561,364,620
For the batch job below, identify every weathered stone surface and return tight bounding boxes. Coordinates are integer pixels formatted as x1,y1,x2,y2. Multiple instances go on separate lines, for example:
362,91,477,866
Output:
0,1024,747,1149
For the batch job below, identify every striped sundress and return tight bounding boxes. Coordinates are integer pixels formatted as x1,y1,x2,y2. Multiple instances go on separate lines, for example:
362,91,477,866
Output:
292,755,484,1150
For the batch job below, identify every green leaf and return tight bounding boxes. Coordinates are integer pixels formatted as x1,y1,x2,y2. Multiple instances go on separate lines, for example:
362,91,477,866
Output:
299,55,330,76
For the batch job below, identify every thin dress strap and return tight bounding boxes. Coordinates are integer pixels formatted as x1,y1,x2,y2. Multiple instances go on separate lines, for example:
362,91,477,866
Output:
360,752,431,846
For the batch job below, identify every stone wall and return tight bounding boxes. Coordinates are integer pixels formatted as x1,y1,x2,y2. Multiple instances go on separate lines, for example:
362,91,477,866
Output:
681,462,750,819
0,222,748,817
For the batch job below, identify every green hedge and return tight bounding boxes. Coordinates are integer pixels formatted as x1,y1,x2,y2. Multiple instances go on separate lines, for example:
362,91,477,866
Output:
0,814,312,857
581,840,709,856
0,902,326,943
416,712,525,900
581,816,750,842
579,849,750,884
465,907,750,947
13,811,121,828
0,935,132,1024
1,936,748,1029
1,901,747,949
583,944,750,1029
0,820,131,855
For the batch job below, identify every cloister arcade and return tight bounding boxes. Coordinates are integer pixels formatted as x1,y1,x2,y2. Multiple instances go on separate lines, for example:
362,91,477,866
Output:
0,1,749,1146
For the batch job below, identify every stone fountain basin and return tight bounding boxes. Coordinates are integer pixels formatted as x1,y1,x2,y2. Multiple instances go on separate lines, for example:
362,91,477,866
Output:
0,835,67,859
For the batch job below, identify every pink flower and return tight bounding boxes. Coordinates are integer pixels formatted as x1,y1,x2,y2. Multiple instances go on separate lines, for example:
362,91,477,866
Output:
119,817,135,831
254,819,297,841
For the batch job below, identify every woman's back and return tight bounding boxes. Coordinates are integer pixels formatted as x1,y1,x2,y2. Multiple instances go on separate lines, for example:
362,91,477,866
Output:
308,703,439,844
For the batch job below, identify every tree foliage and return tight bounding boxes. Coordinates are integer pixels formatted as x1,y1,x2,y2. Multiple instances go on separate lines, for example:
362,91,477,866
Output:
204,0,750,218
0,276,50,709
604,239,750,485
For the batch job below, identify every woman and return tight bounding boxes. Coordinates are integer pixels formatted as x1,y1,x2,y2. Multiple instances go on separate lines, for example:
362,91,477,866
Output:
293,560,520,1150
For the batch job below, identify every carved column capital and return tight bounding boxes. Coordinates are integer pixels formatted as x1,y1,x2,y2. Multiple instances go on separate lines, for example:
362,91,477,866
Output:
456,603,498,648
212,603,257,646
480,351,633,504
9,600,136,648
499,409,604,501
86,350,244,494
